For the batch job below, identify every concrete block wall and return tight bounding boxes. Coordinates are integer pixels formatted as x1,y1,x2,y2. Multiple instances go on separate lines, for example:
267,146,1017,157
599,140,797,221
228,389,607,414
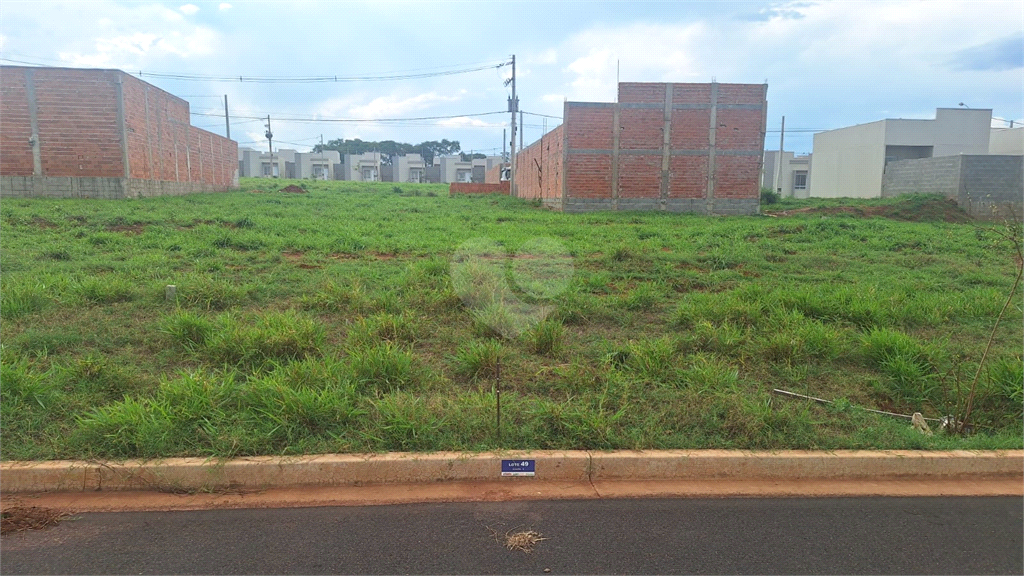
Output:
881,156,961,199
882,154,1023,220
0,65,238,198
959,155,1024,220
549,82,767,214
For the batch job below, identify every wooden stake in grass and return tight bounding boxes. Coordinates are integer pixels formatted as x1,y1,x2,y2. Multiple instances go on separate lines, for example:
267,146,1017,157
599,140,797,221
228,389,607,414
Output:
495,356,502,444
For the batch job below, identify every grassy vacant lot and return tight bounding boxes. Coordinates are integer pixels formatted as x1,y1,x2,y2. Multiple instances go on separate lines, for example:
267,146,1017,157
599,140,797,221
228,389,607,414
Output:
1,179,1021,460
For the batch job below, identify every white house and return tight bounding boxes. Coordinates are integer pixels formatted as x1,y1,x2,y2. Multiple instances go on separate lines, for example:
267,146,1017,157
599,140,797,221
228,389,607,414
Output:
809,108,992,198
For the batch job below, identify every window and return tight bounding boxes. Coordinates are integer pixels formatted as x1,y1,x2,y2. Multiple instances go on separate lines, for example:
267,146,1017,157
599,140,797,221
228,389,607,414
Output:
793,171,808,190
362,168,378,182
262,163,279,177
313,165,327,179
456,169,472,183
409,169,422,183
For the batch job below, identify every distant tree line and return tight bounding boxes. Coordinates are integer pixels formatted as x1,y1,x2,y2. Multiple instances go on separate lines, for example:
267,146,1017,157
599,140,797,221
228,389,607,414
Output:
313,138,484,166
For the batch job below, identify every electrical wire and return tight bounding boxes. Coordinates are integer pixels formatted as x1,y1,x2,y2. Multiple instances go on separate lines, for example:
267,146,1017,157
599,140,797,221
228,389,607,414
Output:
189,110,507,124
0,55,511,83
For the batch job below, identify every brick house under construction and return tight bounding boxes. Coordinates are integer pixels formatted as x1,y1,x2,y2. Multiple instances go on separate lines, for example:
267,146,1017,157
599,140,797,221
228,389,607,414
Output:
0,65,238,199
513,82,768,214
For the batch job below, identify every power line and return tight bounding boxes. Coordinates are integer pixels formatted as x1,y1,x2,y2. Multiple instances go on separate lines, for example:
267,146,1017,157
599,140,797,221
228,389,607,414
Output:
189,110,507,124
522,111,562,120
137,63,508,83
0,55,510,83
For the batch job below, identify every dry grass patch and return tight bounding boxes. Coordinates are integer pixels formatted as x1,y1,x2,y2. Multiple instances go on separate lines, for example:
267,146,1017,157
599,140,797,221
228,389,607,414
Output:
0,506,70,535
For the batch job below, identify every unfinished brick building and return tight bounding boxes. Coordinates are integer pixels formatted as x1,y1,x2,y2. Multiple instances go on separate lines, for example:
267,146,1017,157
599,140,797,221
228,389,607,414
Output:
514,82,768,214
0,66,238,199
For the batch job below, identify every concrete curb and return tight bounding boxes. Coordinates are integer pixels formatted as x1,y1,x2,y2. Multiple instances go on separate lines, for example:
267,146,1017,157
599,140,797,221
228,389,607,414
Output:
2,450,1021,494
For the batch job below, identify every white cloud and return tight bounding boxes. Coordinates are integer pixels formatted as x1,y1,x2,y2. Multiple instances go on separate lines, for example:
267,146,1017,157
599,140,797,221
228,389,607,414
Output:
346,92,461,119
437,116,504,129
58,27,218,68
179,4,200,16
218,3,232,10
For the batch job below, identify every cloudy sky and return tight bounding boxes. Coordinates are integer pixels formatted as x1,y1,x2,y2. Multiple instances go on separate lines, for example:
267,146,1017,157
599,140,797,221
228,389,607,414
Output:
1,0,1021,155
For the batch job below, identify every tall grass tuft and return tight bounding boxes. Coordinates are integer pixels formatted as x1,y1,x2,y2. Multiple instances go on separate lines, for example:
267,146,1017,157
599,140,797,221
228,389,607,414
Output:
347,342,417,393
346,311,419,347
453,339,504,381
525,319,564,356
202,310,325,367
0,282,52,319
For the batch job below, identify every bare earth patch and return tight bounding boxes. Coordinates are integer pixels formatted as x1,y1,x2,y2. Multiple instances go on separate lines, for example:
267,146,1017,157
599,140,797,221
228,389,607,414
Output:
279,184,307,194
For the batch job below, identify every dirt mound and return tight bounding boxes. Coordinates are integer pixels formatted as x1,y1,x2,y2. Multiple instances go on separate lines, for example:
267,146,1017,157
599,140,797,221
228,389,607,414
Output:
1,506,68,535
766,197,972,223
279,185,307,194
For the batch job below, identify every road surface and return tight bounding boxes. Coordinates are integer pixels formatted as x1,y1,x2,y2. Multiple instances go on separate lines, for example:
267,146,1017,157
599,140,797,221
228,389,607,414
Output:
2,497,1021,574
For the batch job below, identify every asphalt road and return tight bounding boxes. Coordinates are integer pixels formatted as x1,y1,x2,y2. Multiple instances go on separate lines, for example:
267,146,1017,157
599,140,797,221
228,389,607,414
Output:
2,497,1021,575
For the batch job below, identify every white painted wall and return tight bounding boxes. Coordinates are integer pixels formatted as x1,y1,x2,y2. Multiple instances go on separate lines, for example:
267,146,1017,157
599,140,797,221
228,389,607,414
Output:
811,120,886,198
990,127,1024,155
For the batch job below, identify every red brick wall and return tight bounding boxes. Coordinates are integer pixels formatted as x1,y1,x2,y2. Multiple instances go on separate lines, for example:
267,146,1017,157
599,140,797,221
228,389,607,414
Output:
484,162,507,184
0,67,126,177
514,125,563,200
0,68,33,175
0,66,237,189
564,104,614,199
122,74,189,181
514,82,766,210
565,105,613,149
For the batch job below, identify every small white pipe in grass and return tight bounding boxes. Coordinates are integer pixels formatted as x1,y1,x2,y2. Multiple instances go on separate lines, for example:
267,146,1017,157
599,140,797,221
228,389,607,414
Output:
165,285,176,301
770,388,942,422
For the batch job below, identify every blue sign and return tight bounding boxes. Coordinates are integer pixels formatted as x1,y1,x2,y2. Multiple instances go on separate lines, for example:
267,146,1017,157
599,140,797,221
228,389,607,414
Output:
501,459,536,477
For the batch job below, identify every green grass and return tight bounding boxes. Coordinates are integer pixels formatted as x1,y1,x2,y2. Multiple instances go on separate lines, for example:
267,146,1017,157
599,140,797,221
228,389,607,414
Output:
1,181,1020,460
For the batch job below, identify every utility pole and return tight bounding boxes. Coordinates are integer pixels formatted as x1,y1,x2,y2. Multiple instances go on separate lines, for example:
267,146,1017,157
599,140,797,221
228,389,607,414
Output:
508,55,517,197
320,134,325,180
502,128,506,162
265,115,274,178
224,95,230,140
774,115,785,194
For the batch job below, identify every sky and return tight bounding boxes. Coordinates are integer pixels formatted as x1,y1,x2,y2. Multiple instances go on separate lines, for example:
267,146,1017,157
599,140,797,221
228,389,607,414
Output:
0,0,1021,156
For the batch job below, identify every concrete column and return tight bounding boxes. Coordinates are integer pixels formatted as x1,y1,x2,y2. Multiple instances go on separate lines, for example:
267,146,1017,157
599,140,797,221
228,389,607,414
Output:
612,103,620,210
24,69,42,177
114,74,131,179
172,124,180,182
706,82,719,215
561,101,570,204
144,87,154,179
156,100,165,180
198,133,204,182
660,83,673,209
